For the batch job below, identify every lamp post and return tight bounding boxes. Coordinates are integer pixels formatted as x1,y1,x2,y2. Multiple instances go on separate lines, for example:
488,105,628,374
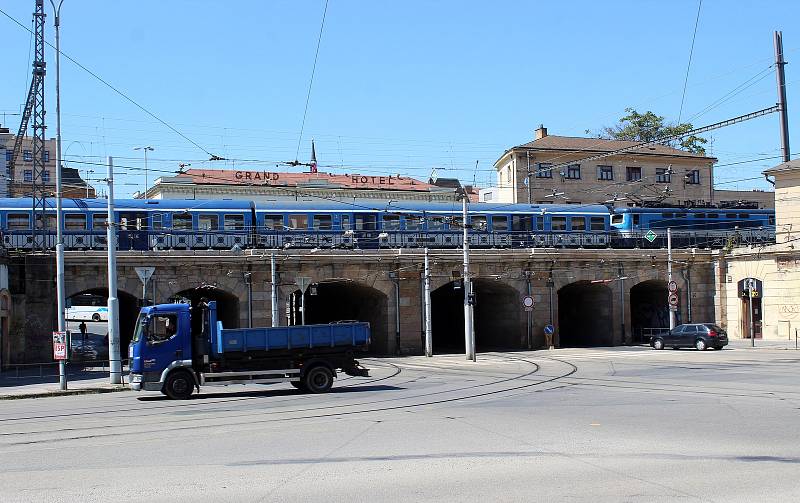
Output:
133,146,154,199
50,0,67,390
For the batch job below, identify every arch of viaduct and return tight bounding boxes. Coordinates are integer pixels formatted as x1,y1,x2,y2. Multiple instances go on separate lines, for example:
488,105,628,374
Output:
5,248,719,362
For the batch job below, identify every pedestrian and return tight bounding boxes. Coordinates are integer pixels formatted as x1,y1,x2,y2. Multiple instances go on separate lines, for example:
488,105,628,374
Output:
79,321,88,344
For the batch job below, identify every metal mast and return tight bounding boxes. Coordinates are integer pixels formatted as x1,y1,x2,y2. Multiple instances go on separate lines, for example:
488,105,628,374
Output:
9,1,48,249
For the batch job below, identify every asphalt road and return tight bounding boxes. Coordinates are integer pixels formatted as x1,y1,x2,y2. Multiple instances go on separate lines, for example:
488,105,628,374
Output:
1,346,798,502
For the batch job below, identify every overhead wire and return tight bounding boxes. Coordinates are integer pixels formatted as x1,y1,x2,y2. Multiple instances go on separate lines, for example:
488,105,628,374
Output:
295,0,330,161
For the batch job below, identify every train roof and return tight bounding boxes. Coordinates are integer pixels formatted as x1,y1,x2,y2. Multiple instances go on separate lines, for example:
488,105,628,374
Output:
0,198,253,212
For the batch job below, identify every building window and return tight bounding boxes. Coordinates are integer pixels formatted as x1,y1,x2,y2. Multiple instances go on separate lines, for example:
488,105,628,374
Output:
566,164,581,180
24,170,33,182
626,166,642,181
23,150,32,162
685,170,701,184
656,168,671,183
597,165,613,181
536,163,553,178
4,150,11,162
43,150,50,162
42,171,50,183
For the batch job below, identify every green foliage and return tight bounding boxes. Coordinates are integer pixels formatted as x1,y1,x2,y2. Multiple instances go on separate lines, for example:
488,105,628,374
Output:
601,108,708,156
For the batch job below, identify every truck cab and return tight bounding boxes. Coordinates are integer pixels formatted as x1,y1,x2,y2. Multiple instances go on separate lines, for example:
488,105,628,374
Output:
129,301,370,399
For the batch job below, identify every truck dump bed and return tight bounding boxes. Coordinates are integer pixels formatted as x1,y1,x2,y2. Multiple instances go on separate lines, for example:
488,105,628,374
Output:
212,322,370,356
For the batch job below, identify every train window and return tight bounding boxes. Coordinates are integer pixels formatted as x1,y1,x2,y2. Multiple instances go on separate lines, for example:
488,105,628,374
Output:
198,214,218,231
35,214,57,229
7,213,30,230
675,213,687,218
427,216,445,230
225,214,245,231
725,213,737,218
151,213,162,230
471,215,487,231
354,214,377,231
535,216,544,231
590,217,605,231
313,215,333,230
64,214,87,230
381,215,400,230
633,215,640,225
450,216,463,229
611,215,623,225
512,215,532,231
92,214,107,230
707,213,719,219
262,215,283,230
341,215,351,230
571,217,586,231
404,216,422,230
288,214,308,230
739,213,750,219
173,213,193,230
694,213,706,219
551,217,567,231
492,216,508,231
661,212,674,218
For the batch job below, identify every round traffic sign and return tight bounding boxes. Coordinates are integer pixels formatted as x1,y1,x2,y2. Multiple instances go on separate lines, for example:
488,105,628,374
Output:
522,296,534,308
668,280,678,293
668,293,679,306
544,324,555,335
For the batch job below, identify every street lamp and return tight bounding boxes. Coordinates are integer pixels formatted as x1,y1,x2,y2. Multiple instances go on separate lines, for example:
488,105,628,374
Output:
133,146,154,199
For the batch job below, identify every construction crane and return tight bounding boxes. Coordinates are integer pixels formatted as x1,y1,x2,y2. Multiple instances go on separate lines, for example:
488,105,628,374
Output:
8,0,48,250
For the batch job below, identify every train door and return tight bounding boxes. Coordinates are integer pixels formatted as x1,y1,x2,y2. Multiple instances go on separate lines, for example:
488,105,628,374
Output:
118,211,149,250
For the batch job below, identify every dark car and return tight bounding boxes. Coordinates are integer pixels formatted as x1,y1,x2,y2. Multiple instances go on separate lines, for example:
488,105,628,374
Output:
650,323,728,351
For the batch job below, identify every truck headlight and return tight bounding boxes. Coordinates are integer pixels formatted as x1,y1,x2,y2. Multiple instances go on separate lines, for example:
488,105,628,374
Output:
130,374,143,383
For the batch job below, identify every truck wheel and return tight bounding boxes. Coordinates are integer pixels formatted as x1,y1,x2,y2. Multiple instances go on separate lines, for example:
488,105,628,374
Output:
303,366,333,394
163,370,195,400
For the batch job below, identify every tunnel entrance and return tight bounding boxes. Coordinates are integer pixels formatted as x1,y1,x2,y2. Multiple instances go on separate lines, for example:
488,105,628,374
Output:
557,282,613,347
630,280,669,344
289,280,389,354
431,279,523,354
172,286,241,336
65,288,138,360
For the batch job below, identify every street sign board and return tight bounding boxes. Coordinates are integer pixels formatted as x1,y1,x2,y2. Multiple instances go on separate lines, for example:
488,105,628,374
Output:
135,266,155,285
53,331,68,360
544,324,555,336
668,280,678,293
522,295,534,312
295,276,312,293
644,230,657,243
668,293,679,306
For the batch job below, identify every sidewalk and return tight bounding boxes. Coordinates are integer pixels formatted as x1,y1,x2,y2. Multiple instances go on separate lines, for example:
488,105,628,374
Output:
727,338,800,350
0,369,130,400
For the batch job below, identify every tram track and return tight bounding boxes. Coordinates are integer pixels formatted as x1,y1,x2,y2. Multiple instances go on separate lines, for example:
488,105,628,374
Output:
0,354,577,449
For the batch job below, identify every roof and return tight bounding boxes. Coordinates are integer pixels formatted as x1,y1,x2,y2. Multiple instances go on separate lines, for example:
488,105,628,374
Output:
504,135,716,162
763,160,800,175
171,169,444,193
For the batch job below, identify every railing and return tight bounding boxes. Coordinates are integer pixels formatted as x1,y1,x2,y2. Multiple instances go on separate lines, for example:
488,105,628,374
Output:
1,359,129,379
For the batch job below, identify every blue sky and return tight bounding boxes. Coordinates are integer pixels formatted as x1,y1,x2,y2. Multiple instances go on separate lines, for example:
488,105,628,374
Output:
0,0,797,198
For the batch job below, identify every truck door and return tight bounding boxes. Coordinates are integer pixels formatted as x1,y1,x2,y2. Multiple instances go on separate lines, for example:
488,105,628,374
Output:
143,312,191,375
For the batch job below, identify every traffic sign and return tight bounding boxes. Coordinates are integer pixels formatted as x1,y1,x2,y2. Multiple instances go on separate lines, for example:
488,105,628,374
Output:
295,276,312,293
135,266,155,285
668,280,678,293
544,324,555,336
668,293,679,306
522,295,534,312
644,230,657,243
53,331,68,361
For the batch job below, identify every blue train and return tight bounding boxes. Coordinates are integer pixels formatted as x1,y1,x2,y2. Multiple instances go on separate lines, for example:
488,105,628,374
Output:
0,197,775,251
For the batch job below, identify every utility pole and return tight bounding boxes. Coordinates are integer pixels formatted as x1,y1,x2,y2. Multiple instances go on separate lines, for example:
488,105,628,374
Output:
526,150,532,204
270,253,279,327
50,0,66,390
774,31,790,163
424,247,432,357
134,146,154,199
106,156,121,384
619,263,626,345
462,195,475,361
244,271,253,328
667,228,676,330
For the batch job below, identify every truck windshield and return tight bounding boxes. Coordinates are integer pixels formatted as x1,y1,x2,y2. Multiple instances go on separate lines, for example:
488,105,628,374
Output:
131,313,148,343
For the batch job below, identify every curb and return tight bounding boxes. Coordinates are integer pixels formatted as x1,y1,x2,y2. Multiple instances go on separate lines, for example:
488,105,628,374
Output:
0,385,130,400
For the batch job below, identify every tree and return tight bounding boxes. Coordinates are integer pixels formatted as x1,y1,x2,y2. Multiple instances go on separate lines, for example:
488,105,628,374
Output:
600,108,708,156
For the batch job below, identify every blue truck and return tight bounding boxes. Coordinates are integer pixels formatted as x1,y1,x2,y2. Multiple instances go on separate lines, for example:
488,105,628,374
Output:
129,301,370,399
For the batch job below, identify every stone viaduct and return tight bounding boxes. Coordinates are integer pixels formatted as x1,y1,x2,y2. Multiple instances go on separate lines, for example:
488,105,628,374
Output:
4,246,722,363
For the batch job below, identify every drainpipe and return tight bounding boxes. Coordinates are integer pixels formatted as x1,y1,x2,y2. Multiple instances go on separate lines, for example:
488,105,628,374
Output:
681,265,692,323
390,272,401,355
525,270,532,350
619,264,626,345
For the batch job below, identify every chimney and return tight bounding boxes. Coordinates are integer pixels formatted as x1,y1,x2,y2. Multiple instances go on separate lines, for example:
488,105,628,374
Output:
534,124,547,140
